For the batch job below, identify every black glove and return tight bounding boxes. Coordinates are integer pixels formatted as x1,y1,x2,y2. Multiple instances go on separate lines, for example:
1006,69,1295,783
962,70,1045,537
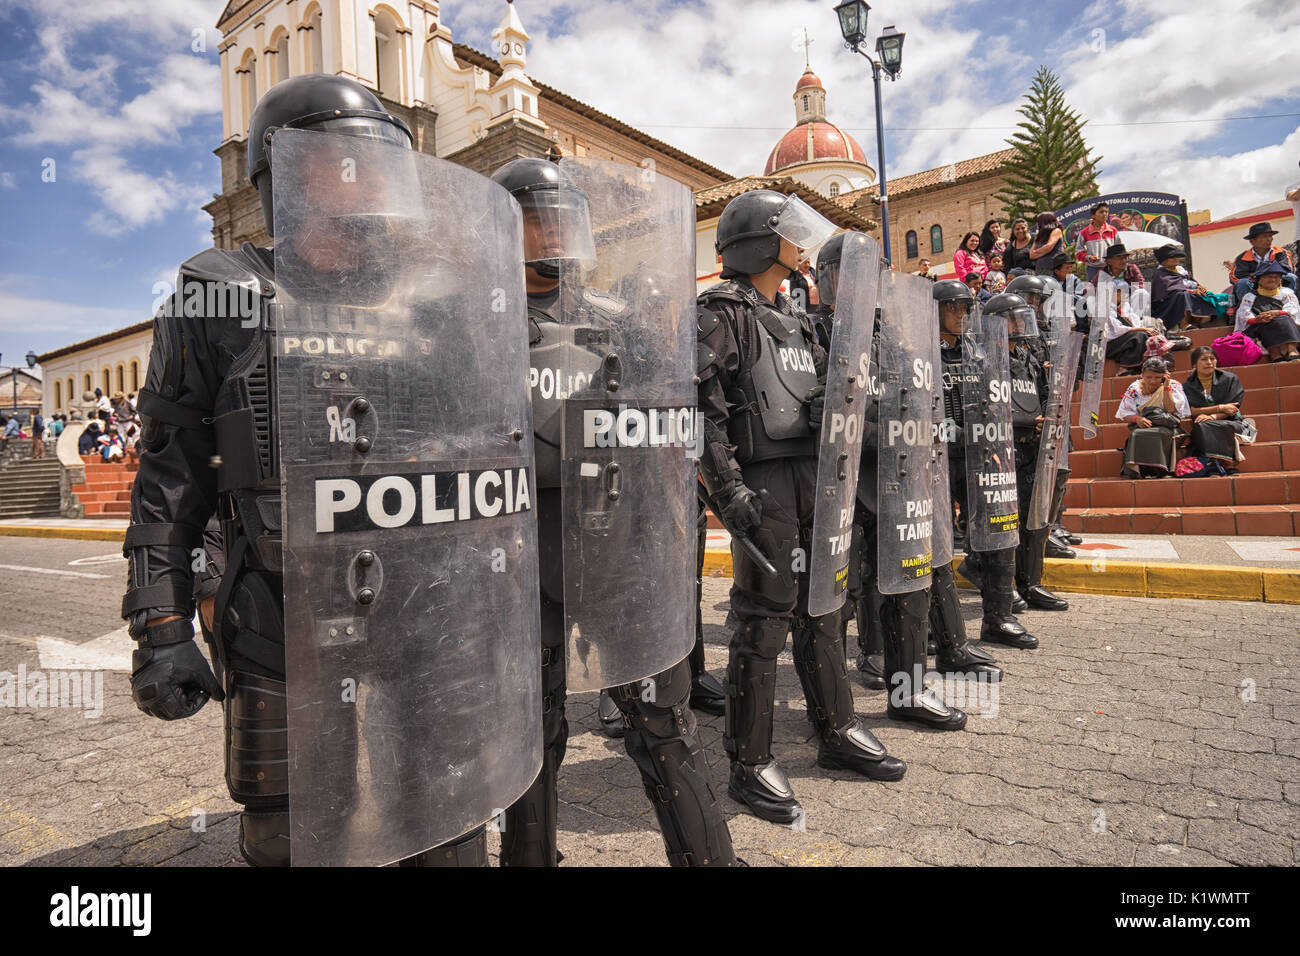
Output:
131,638,224,720
806,384,826,431
715,482,763,537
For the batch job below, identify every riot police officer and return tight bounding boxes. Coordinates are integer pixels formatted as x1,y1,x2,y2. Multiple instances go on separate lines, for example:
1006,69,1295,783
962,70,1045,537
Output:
491,157,736,866
1006,274,1080,560
698,194,907,826
939,284,1037,651
122,75,510,867
999,286,1071,612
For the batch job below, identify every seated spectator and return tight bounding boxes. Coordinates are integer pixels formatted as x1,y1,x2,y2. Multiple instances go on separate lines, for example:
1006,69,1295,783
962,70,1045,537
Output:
98,430,123,462
94,387,112,423
1,414,16,450
1002,219,1033,273
965,272,991,305
1151,245,1218,330
985,253,1007,292
978,219,1008,258
1117,357,1191,478
1230,222,1296,306
953,232,987,283
50,414,65,438
1075,202,1119,283
1235,260,1300,362
1183,346,1247,475
1101,277,1150,370
1099,242,1146,292
78,420,101,455
1029,212,1065,274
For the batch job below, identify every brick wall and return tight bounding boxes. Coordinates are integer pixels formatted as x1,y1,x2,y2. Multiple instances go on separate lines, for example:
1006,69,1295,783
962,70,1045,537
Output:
881,171,1009,268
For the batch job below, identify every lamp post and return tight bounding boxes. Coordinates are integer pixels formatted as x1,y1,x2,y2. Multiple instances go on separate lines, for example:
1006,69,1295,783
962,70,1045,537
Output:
1,351,38,417
835,1,905,264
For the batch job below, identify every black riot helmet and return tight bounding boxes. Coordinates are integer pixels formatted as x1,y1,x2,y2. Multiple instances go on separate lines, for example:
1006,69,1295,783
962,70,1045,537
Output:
247,74,412,237
933,278,974,336
815,232,848,306
1004,273,1051,308
490,157,597,279
716,189,837,279
984,292,1039,340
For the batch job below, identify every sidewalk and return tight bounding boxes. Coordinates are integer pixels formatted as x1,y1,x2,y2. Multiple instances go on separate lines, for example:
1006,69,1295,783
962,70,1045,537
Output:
704,530,1300,605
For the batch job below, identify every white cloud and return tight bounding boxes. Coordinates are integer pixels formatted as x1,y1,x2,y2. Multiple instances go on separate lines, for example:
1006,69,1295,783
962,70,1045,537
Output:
0,280,142,345
0,171,14,190
496,0,1300,218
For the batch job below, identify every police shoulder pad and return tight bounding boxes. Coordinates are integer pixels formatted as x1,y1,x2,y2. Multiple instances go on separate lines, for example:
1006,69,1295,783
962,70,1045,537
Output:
581,287,628,319
697,280,749,307
179,248,274,298
697,306,720,337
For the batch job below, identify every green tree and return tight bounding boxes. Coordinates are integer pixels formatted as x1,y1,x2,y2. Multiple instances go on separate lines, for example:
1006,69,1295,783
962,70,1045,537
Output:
995,67,1101,223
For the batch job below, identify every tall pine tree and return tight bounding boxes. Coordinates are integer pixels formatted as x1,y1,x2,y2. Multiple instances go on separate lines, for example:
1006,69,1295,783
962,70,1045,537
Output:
995,67,1101,223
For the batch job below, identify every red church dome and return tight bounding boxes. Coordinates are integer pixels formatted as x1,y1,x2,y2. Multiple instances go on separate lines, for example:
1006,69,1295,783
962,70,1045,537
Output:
795,69,824,91
764,121,868,175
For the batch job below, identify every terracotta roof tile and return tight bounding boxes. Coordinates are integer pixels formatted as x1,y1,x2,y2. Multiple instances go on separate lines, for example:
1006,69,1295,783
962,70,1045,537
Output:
837,148,1014,208
695,176,878,232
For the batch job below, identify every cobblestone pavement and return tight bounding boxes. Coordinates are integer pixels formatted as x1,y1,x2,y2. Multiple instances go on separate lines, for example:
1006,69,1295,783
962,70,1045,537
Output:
1,539,1297,866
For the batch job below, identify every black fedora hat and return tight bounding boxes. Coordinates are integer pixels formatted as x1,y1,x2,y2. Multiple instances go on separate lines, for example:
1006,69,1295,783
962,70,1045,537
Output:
1104,243,1128,259
1244,222,1278,240
1155,244,1185,262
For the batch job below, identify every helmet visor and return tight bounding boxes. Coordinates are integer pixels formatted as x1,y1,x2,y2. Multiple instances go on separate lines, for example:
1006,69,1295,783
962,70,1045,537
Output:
1006,304,1040,340
939,297,973,334
771,195,838,258
517,186,598,272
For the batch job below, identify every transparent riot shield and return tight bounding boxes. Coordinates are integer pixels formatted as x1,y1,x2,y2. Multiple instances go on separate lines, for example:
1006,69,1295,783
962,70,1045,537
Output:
1028,327,1084,531
962,304,1020,551
554,158,697,693
926,299,955,570
876,272,936,594
1077,273,1111,438
807,233,881,617
271,129,541,866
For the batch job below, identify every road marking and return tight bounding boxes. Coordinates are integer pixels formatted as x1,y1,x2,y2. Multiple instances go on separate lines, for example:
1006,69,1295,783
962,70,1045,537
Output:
0,564,111,580
68,553,126,567
37,628,135,671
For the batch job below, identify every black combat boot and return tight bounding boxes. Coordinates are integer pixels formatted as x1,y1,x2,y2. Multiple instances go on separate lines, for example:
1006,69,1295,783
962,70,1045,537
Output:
979,548,1038,649
930,562,1003,681
882,587,967,731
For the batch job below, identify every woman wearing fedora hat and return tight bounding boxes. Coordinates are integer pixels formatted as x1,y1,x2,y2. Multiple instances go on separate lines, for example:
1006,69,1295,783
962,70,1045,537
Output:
1151,245,1218,330
1230,222,1296,307
1236,260,1300,362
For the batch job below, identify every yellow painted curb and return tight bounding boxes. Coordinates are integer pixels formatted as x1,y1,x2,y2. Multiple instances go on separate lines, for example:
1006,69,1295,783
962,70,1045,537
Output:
702,550,1294,605
1043,556,1147,597
0,525,126,542
1262,568,1300,606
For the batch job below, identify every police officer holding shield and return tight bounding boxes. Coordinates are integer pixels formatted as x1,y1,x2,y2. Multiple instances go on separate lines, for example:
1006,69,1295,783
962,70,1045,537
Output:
491,157,736,866
122,75,534,866
698,193,905,826
939,283,1038,650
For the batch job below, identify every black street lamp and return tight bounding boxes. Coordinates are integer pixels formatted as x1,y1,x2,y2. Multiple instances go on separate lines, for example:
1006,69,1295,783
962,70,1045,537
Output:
835,1,906,264
1,351,38,416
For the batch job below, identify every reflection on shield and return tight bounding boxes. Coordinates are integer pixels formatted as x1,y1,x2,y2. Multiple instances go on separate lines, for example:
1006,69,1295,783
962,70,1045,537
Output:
272,129,542,866
962,303,1020,551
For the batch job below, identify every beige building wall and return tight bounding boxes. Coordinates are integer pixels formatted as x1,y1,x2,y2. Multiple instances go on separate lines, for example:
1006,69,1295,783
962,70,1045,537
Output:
39,328,152,417
1188,203,1297,292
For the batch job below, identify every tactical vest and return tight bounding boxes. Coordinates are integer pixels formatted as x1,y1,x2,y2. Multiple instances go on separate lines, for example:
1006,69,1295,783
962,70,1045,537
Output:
1009,345,1044,432
940,339,965,435
699,280,819,464
527,287,627,488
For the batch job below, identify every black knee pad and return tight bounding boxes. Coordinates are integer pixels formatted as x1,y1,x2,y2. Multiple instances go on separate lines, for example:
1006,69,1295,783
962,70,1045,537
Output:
733,514,798,613
225,670,289,807
238,808,289,867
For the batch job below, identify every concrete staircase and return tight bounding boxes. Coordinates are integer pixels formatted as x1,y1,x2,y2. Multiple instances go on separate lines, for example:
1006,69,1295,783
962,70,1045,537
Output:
1065,325,1300,536
69,454,137,517
0,456,63,519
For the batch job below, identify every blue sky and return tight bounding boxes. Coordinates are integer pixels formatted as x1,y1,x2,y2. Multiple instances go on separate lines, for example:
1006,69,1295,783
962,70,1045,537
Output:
2,0,1299,370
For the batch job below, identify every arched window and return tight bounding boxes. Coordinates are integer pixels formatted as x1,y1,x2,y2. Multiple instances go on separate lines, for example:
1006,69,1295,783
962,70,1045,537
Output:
130,360,141,393
239,50,257,132
930,224,943,254
115,363,125,394
302,5,324,73
802,94,809,111
82,373,91,397
102,368,111,394
906,230,918,259
273,30,290,84
66,377,74,408
374,8,402,99
54,380,62,410
828,182,840,197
